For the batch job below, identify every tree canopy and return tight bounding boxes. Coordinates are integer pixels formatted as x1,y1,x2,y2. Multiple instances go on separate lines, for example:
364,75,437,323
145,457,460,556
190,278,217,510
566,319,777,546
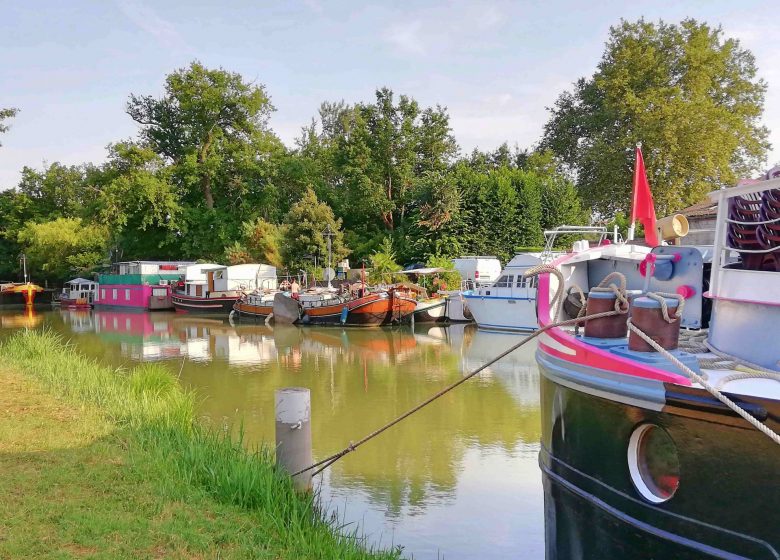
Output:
542,18,770,215
2,18,771,284
0,107,19,146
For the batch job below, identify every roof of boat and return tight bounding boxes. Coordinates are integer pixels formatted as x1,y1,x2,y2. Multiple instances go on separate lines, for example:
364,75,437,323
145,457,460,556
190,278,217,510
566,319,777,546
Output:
505,253,543,268
66,277,93,284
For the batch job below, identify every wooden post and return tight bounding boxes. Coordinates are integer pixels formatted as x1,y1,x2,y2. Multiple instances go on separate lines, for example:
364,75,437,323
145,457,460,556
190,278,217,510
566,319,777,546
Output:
275,387,312,491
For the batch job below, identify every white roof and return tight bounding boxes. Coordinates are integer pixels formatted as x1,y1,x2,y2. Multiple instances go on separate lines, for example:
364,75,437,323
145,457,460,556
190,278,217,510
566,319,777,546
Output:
67,277,93,284
505,254,543,268
396,267,447,275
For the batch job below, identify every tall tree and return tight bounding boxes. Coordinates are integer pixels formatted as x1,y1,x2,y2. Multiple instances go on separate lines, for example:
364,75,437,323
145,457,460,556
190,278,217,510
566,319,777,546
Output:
280,187,348,271
542,18,769,215
0,107,19,146
127,61,276,210
17,218,109,281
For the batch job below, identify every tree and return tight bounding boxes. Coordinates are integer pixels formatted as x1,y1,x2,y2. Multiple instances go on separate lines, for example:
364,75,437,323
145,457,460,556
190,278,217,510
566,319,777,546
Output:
17,218,109,281
542,18,769,216
225,218,283,267
0,107,19,146
280,187,348,271
369,237,401,284
127,61,276,210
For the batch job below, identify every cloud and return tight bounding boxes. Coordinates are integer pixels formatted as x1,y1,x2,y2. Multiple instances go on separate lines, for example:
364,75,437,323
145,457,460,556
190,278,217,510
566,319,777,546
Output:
115,0,192,53
384,20,425,55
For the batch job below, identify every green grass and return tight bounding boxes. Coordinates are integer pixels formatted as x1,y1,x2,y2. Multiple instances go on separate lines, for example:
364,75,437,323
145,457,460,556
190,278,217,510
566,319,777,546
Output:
0,329,401,560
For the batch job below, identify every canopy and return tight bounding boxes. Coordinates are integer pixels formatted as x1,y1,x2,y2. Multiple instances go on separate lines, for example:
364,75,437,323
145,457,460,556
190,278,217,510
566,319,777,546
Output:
67,277,93,284
395,267,446,275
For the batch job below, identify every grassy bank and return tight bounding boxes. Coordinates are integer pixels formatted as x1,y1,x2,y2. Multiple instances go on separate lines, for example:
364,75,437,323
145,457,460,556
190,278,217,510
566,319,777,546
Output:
0,329,400,559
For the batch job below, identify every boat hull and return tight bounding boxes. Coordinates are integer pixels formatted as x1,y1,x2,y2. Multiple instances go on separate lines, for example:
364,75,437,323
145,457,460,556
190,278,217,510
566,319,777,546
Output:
94,284,173,311
462,292,538,331
411,298,448,323
303,292,415,326
59,297,92,309
0,287,54,308
538,356,780,560
172,293,239,314
233,300,273,320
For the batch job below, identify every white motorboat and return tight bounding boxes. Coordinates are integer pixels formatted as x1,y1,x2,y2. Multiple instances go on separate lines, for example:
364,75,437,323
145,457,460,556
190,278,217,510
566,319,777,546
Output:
461,253,543,331
463,226,613,331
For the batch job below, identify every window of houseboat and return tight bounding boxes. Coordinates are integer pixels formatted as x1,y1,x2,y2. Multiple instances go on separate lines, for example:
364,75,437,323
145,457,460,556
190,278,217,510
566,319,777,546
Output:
101,289,106,299
112,289,117,300
125,289,131,300
495,275,514,287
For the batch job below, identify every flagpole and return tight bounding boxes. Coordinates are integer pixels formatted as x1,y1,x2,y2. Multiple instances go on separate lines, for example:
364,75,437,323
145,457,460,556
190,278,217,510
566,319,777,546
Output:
627,143,642,242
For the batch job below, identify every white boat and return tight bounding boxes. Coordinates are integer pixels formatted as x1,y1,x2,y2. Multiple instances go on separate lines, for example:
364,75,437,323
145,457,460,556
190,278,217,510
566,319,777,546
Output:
463,226,614,331
461,253,543,331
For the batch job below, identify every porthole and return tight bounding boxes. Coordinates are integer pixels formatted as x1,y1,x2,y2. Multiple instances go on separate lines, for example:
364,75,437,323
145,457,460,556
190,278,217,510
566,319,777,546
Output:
628,424,680,503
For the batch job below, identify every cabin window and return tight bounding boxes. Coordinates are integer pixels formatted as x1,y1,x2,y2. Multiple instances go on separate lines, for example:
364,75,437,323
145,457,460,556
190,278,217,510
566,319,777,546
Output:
495,275,513,287
152,288,167,297
125,289,131,300
101,289,106,299
112,289,117,300
215,270,224,279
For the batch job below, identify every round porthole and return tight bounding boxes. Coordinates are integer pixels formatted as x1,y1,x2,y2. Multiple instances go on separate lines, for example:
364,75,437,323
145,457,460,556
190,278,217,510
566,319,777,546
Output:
628,424,680,503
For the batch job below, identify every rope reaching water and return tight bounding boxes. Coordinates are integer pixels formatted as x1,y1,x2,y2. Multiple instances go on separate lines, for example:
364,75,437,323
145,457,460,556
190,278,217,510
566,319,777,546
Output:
293,265,615,478
293,267,780,479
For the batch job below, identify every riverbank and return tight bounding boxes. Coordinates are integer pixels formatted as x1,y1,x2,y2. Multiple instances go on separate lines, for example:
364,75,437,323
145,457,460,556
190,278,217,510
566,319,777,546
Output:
0,329,400,560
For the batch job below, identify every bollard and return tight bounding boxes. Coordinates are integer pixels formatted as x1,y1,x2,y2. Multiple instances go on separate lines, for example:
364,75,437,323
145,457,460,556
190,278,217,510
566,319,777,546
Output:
275,387,313,491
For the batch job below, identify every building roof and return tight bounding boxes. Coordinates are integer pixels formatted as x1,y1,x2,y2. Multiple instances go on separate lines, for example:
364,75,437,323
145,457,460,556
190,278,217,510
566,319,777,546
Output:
678,199,718,219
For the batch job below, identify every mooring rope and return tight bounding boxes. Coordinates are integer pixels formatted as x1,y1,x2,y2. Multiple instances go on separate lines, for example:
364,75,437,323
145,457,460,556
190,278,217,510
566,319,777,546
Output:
627,316,780,446
293,265,606,478
293,271,780,479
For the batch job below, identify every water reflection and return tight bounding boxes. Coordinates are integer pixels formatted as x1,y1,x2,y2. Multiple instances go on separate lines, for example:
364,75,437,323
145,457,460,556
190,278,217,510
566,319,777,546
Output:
4,309,544,559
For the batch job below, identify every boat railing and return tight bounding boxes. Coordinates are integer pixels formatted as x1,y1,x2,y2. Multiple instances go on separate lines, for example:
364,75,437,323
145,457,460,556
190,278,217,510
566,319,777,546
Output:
709,177,780,295
541,225,609,263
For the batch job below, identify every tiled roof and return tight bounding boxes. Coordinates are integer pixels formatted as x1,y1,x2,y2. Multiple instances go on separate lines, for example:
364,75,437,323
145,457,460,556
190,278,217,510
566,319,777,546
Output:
678,199,717,218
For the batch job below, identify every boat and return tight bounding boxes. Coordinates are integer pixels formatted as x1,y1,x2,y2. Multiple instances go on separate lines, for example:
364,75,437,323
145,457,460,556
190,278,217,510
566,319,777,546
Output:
0,282,50,308
461,253,544,331
300,288,415,326
441,256,503,321
94,261,194,311
536,150,780,559
232,291,276,321
171,263,277,314
58,277,97,308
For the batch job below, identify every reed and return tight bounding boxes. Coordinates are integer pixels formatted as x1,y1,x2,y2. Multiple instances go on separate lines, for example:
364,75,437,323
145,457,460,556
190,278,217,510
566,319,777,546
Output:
0,329,399,559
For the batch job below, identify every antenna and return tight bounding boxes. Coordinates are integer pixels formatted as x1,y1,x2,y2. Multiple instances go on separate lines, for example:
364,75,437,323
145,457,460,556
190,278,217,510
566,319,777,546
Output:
323,224,334,289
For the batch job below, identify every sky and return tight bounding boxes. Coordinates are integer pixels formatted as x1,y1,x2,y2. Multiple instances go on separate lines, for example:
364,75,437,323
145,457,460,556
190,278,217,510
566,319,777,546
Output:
2,0,780,189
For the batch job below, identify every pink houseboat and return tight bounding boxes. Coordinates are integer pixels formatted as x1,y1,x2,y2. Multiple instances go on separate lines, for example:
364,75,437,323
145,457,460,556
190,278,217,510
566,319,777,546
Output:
94,261,194,311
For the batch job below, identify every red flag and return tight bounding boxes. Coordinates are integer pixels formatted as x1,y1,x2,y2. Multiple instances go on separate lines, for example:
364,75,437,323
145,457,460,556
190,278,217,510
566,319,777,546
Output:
631,146,659,247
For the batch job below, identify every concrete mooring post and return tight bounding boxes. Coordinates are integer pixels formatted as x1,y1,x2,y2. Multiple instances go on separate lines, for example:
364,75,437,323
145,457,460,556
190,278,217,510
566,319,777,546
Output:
275,387,313,491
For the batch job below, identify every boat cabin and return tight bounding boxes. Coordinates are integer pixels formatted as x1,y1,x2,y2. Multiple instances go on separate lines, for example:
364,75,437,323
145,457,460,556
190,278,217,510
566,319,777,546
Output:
62,277,97,304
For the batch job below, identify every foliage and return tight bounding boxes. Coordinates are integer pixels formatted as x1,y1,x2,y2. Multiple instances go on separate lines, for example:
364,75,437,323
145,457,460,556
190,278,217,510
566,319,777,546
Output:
369,237,401,284
127,61,277,211
17,218,109,281
280,187,348,272
225,218,283,267
0,107,19,146
542,18,770,216
424,255,461,292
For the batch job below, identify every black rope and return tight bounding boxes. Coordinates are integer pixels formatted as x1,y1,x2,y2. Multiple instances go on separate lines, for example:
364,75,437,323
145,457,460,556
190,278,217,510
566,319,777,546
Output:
292,306,621,478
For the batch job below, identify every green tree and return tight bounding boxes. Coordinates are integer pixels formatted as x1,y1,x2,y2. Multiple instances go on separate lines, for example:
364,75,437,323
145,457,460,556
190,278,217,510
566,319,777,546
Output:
17,218,109,281
542,18,769,215
225,218,283,268
369,237,401,284
280,187,348,271
127,61,276,210
0,107,19,146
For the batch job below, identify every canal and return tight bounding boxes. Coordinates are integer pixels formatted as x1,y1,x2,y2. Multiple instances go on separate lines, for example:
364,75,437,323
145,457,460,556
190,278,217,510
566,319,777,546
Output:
0,308,544,559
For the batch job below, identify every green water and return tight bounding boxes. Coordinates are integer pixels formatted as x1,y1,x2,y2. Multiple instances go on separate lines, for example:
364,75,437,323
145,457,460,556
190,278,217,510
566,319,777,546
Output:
0,308,544,559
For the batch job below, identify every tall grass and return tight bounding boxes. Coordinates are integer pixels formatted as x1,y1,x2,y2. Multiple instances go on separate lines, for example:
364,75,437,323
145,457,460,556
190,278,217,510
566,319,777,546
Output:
1,329,400,560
